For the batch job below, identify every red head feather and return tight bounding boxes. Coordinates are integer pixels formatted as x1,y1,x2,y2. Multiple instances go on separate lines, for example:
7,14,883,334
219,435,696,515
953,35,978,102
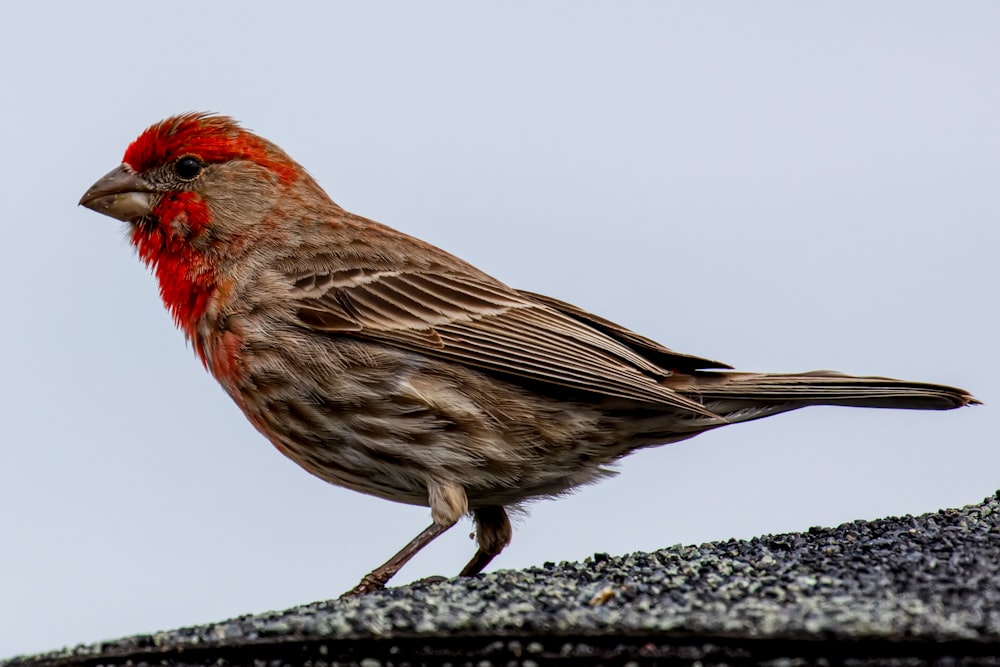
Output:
123,113,298,182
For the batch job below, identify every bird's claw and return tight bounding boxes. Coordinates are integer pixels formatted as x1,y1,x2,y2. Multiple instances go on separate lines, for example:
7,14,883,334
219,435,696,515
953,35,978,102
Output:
340,573,388,598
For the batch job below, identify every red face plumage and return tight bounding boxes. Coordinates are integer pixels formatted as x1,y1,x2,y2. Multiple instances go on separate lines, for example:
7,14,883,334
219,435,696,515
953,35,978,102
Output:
119,113,300,355
107,114,304,344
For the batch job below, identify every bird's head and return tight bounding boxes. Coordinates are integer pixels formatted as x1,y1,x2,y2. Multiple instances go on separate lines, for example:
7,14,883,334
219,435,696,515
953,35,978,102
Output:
79,113,315,332
80,113,307,245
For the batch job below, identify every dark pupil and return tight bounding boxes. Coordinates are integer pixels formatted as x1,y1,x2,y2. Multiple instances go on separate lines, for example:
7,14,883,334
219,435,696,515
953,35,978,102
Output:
175,157,202,180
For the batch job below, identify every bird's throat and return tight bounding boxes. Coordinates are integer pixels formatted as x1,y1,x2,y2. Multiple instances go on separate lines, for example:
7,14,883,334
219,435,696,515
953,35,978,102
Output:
131,221,217,358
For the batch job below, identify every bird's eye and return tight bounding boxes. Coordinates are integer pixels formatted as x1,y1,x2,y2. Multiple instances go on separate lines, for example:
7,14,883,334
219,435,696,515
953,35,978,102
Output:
174,156,203,181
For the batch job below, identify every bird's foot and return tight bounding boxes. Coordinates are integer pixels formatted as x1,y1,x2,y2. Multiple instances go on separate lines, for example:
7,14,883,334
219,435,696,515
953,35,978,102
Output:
340,573,388,598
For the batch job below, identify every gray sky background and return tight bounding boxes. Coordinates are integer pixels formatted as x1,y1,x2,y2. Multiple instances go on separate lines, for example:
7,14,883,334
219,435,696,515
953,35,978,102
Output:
1,2,996,657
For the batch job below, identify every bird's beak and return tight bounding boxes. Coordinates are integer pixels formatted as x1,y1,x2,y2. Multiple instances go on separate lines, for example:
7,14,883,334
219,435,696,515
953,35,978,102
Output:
79,164,155,222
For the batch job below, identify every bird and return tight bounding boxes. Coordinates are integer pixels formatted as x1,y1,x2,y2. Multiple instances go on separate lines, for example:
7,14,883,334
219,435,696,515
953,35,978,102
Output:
79,113,978,596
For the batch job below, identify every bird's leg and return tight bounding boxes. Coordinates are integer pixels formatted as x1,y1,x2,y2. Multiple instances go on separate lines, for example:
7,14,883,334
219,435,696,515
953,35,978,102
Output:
342,481,468,597
341,522,451,597
460,505,511,577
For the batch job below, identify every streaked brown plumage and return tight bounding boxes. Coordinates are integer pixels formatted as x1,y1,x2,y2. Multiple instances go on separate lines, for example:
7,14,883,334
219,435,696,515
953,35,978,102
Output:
79,113,979,596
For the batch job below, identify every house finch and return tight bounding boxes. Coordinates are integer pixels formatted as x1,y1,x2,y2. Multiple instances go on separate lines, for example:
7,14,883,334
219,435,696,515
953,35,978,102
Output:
80,113,978,596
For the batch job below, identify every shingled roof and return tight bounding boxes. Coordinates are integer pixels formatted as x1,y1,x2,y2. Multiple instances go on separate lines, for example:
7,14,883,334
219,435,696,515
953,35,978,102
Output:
6,492,1000,666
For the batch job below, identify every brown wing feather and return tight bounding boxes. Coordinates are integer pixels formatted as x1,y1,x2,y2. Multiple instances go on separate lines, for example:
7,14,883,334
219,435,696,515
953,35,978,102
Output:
291,269,720,417
518,290,733,371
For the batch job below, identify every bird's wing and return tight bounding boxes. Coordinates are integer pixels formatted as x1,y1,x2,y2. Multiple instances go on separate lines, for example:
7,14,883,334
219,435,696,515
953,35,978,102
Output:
517,290,732,372
287,266,722,416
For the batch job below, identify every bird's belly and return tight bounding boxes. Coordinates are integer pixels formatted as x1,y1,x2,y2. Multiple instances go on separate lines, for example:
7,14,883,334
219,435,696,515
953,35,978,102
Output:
229,332,623,509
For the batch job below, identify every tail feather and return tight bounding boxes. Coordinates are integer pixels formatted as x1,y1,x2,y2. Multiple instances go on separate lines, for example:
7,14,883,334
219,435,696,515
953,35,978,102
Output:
676,370,980,412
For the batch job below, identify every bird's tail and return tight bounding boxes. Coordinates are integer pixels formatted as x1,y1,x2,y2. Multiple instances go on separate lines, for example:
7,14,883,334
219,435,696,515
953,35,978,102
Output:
667,370,979,425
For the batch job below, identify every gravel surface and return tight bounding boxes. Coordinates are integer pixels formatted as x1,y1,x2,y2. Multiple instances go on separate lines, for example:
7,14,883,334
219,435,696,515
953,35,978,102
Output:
7,491,1000,666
